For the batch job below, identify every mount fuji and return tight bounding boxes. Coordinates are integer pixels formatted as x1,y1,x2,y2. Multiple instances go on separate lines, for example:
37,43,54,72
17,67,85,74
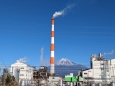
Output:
56,58,77,66
54,58,88,77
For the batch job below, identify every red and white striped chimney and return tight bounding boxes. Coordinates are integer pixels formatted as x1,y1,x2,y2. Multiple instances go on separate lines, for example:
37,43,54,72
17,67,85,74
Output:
50,18,55,75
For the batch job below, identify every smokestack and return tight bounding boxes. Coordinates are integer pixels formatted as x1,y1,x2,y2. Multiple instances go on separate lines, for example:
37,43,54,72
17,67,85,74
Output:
49,4,74,76
50,18,55,75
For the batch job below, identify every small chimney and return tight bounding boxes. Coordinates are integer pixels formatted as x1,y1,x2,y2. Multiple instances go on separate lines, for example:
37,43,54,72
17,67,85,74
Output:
99,53,102,58
98,53,103,60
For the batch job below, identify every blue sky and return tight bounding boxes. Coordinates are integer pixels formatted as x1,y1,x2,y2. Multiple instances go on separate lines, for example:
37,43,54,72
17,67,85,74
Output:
0,0,115,67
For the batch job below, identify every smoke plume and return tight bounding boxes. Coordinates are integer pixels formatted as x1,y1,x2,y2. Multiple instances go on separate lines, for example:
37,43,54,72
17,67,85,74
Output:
16,57,27,63
42,59,49,66
103,50,114,56
40,48,44,66
52,4,75,19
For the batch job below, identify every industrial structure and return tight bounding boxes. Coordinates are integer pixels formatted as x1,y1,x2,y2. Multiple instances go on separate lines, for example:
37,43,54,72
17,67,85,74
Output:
82,53,115,84
50,18,55,76
33,66,48,80
64,73,85,86
1,16,115,86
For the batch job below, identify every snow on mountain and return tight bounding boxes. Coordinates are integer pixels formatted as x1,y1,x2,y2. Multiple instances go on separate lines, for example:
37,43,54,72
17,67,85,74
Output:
47,58,88,77
55,58,77,66
53,58,88,77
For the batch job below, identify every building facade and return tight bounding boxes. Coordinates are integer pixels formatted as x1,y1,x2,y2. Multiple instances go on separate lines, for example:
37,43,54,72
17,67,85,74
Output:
11,62,35,81
82,53,115,83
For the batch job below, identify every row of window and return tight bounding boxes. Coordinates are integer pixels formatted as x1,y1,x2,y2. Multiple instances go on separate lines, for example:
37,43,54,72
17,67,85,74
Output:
84,73,110,77
12,67,34,70
20,74,32,76
20,67,24,69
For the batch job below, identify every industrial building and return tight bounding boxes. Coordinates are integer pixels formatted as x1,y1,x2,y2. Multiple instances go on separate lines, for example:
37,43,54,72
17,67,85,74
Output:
33,66,49,80
82,53,115,84
10,62,35,81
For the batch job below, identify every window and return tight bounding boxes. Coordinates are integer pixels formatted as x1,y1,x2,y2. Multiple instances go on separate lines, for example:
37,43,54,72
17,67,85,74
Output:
101,68,104,70
84,73,87,74
20,67,24,69
20,74,24,76
101,63,104,65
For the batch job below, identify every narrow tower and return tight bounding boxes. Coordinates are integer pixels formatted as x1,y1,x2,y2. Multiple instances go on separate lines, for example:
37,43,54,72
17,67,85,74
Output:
50,18,55,75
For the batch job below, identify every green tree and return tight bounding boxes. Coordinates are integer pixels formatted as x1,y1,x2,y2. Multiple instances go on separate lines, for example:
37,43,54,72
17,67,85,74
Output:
6,75,12,85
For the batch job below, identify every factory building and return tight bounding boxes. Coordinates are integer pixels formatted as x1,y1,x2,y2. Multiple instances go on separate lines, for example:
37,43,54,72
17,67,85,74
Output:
33,66,49,80
11,62,35,81
82,53,115,84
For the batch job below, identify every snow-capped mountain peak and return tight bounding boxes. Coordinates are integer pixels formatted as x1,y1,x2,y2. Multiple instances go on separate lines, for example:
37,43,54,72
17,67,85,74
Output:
56,58,77,66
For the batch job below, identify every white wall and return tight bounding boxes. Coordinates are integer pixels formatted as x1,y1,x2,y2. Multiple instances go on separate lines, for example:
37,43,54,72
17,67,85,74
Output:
11,62,35,81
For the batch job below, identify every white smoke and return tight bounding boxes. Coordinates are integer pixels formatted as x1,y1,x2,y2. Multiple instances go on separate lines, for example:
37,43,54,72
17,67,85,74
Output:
52,4,75,18
103,50,114,56
40,48,44,66
42,59,49,66
53,11,64,19
16,57,27,63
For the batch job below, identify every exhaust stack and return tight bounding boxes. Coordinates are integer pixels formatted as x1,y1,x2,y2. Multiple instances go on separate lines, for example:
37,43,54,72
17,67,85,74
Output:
50,18,55,75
